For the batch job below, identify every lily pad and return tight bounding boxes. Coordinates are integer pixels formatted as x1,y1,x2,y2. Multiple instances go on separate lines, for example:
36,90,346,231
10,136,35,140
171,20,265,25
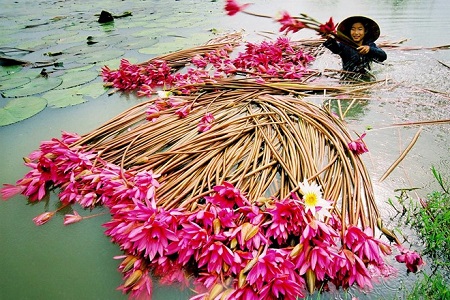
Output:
42,30,78,41
1,77,62,98
0,77,31,91
55,70,99,89
55,33,87,44
115,37,159,50
43,82,106,108
63,44,109,56
77,49,124,64
0,96,47,126
77,82,107,99
65,64,96,72
139,43,179,56
16,39,51,52
42,88,86,108
0,65,22,78
115,20,152,29
132,28,175,38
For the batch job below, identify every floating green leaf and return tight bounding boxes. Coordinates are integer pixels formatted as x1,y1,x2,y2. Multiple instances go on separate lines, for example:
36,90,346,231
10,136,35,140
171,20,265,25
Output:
116,37,159,50
1,77,62,98
138,39,188,55
132,28,175,38
115,20,152,29
56,70,99,89
77,82,107,99
57,33,88,45
0,65,22,78
64,44,109,56
77,49,124,64
43,82,107,108
42,30,78,41
42,88,86,108
0,77,31,91
15,39,51,52
0,96,47,126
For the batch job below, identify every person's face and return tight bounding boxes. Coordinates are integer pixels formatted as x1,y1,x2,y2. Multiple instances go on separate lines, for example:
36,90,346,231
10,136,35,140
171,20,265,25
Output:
350,22,366,44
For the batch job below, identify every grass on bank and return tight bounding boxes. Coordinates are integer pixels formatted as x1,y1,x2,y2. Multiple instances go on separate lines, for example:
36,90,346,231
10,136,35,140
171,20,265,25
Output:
395,166,450,299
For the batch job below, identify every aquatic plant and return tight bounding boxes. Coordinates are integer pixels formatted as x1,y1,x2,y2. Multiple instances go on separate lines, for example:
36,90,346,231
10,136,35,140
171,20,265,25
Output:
394,168,450,299
413,167,450,270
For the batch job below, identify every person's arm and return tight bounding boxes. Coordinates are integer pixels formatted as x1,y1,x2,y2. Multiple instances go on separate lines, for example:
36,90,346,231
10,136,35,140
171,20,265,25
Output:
367,42,387,62
323,37,342,55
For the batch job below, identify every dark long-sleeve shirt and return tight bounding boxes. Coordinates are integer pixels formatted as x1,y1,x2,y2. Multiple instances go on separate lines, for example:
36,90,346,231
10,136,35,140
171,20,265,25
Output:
323,38,387,74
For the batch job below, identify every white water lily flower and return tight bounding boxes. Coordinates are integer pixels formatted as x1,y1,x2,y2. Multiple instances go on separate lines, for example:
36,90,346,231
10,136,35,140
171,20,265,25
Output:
157,90,172,98
298,178,333,220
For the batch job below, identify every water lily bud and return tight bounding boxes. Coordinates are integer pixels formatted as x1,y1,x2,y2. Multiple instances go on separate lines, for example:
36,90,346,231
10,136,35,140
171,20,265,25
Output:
63,210,83,225
242,255,259,274
74,169,92,181
123,269,143,288
120,255,135,270
32,211,55,226
222,261,229,273
238,270,247,288
123,257,138,273
208,283,224,300
230,238,238,249
221,289,233,300
241,222,259,241
379,243,392,256
44,153,57,159
289,243,304,258
213,218,221,235
306,269,316,294
376,217,383,230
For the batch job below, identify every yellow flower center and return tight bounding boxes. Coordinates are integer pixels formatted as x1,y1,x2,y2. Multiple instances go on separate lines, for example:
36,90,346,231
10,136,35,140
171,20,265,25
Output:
305,192,318,207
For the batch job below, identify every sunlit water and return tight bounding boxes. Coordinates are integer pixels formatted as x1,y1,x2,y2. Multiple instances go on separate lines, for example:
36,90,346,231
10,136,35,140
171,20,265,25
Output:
1,0,449,299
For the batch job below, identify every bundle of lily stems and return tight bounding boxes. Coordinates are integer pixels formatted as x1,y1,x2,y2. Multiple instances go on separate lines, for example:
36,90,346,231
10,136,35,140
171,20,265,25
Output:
2,29,423,300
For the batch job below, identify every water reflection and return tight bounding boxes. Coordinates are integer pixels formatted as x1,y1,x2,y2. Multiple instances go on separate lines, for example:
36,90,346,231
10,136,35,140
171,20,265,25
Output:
1,0,449,299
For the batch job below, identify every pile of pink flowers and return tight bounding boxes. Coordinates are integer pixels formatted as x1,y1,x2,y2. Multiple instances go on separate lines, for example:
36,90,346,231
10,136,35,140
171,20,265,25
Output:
101,37,315,96
1,131,424,299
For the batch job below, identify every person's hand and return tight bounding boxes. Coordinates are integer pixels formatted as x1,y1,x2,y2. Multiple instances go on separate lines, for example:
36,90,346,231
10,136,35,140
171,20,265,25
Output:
357,45,370,55
320,32,333,40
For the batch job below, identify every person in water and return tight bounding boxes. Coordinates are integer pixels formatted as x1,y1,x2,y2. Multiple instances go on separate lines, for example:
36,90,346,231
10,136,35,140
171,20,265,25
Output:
323,16,387,77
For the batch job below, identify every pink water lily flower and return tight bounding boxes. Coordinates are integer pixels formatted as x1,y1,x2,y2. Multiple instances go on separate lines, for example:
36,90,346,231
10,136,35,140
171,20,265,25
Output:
175,104,191,118
348,133,369,155
319,17,336,35
205,181,249,209
0,183,25,200
145,105,160,122
277,11,306,34
395,245,424,273
63,210,83,225
224,0,251,16
198,113,215,132
33,211,55,226
197,240,235,274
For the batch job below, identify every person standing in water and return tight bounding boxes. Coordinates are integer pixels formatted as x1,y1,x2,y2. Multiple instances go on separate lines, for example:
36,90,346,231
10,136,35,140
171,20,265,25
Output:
323,16,387,77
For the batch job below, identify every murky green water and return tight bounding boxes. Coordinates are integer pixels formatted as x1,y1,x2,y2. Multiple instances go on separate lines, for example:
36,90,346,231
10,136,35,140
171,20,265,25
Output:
1,0,449,299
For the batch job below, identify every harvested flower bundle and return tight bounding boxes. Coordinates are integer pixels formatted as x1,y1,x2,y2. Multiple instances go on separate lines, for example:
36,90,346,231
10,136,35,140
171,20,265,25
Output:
1,2,424,300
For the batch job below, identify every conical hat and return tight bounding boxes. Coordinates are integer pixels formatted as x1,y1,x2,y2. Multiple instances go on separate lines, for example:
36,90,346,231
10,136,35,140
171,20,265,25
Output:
337,16,381,43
